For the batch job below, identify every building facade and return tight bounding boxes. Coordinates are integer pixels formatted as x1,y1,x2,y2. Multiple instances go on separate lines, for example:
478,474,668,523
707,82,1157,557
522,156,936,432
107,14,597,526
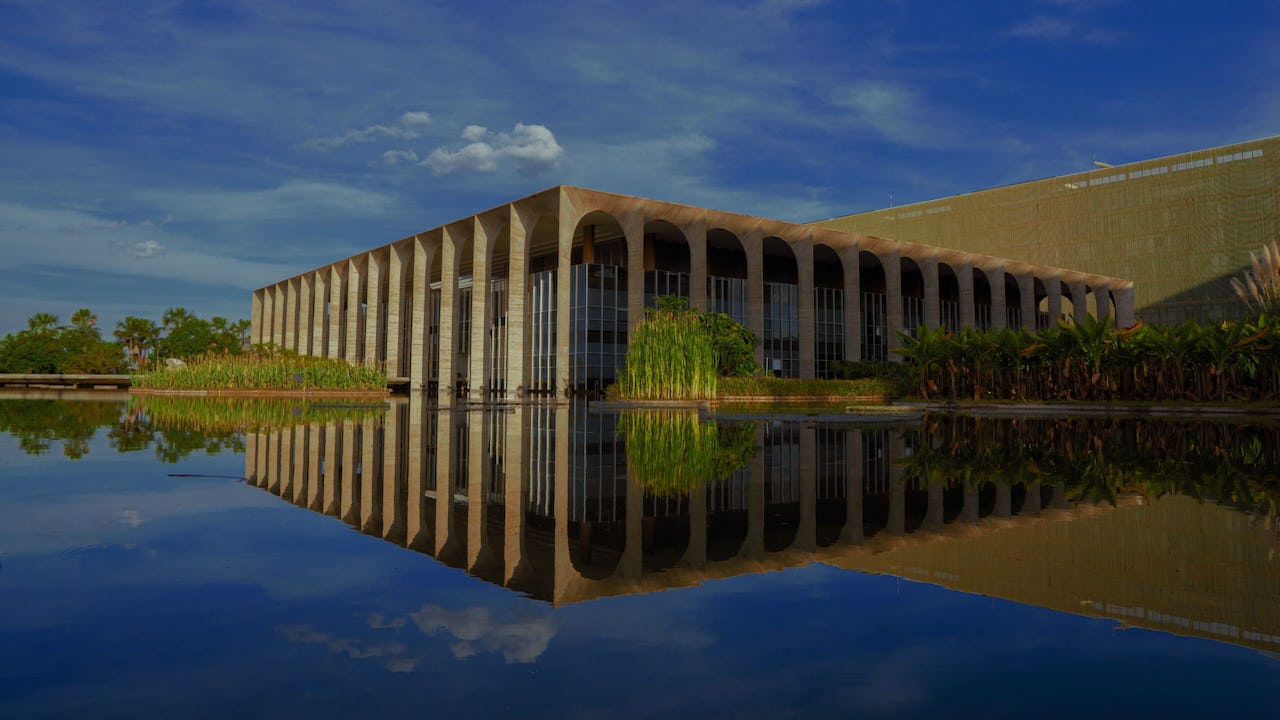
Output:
250,186,1132,401
812,136,1280,326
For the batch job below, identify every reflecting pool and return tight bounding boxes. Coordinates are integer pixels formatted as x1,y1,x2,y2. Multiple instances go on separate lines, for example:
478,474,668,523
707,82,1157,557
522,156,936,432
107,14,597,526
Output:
2,394,1279,718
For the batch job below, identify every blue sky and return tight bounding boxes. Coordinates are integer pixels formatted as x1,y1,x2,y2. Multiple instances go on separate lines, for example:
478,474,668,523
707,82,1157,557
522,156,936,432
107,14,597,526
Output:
1,0,1277,337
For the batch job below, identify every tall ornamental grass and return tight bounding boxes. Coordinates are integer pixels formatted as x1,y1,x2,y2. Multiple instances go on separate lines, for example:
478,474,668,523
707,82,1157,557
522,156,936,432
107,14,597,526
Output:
131,351,387,391
616,308,717,400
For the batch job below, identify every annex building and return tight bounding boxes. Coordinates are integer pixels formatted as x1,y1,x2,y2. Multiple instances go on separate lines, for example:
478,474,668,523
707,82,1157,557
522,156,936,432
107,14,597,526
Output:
813,136,1280,326
250,186,1130,400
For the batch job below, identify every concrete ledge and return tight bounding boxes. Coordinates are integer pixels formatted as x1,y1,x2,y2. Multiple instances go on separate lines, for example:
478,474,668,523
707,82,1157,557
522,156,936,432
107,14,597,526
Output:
0,374,131,389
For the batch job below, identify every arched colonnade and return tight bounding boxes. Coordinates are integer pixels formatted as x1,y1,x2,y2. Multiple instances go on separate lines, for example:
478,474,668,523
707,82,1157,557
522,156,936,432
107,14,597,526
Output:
251,186,1135,402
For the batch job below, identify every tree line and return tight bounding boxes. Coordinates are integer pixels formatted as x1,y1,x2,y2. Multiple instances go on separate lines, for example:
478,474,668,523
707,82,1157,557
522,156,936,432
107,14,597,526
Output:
0,308,250,374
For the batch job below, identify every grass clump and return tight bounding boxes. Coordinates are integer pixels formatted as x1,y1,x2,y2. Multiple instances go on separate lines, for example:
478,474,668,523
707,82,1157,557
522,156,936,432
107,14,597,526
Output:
131,348,387,391
616,302,717,401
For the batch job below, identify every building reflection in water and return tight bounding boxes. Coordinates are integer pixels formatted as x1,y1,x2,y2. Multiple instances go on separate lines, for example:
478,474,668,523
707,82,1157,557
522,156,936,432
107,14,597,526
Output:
245,399,1280,654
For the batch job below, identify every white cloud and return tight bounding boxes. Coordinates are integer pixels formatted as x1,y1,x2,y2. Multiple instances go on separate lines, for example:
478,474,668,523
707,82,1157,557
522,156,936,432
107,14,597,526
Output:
421,123,563,177
279,625,415,672
0,202,299,291
409,604,555,664
109,238,167,259
153,180,391,221
1009,15,1121,43
380,149,419,166
831,81,948,148
301,111,432,150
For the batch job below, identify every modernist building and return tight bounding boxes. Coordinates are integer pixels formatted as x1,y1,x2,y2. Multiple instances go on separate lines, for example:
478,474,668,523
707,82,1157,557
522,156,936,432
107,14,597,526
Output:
250,186,1132,400
813,136,1280,326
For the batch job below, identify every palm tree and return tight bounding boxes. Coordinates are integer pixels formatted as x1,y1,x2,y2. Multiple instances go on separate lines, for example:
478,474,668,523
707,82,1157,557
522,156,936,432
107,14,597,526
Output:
113,316,159,370
70,308,97,331
26,312,59,331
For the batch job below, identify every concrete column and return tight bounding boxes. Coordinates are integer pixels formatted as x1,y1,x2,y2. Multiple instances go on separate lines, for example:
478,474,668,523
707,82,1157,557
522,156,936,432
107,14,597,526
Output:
311,271,327,357
1019,272,1036,331
841,429,864,545
795,426,816,551
245,432,258,485
883,251,903,358
745,228,765,369
405,394,428,550
624,212,644,343
959,261,975,328
251,290,264,346
328,264,345,359
298,275,314,355
922,482,944,532
887,431,905,535
410,236,436,388
340,420,358,524
468,219,490,400
364,251,383,364
503,405,528,584
923,254,941,329
996,483,1012,519
1024,481,1042,516
1047,275,1063,328
307,424,322,511
988,265,1007,331
346,256,365,362
1097,284,1113,324
271,284,286,346
438,226,460,405
688,218,708,312
284,279,298,351
360,418,379,534
796,237,815,379
554,212,573,399
1115,283,1136,327
291,425,308,505
506,207,528,396
255,431,269,489
842,246,861,362
551,406,579,601
618,452,645,581
386,244,407,376
739,424,766,561
466,412,487,570
278,428,292,498
323,423,339,515
434,411,457,557
1071,279,1088,325
381,405,403,544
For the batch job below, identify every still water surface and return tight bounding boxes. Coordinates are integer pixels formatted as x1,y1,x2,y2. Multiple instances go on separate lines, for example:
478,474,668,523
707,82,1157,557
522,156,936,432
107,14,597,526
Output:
1,395,1279,718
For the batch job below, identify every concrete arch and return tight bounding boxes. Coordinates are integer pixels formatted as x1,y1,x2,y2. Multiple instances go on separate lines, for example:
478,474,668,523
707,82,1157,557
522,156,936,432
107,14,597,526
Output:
707,228,749,325
1004,272,1022,329
938,262,961,332
900,257,925,339
973,267,993,330
762,236,799,377
860,251,888,360
813,244,845,378
643,218,690,303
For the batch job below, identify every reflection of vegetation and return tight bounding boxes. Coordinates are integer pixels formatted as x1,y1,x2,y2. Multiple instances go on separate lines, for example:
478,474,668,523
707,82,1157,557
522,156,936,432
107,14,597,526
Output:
899,415,1280,552
620,410,756,496
132,347,387,390
130,395,387,433
0,399,123,458
0,397,387,463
